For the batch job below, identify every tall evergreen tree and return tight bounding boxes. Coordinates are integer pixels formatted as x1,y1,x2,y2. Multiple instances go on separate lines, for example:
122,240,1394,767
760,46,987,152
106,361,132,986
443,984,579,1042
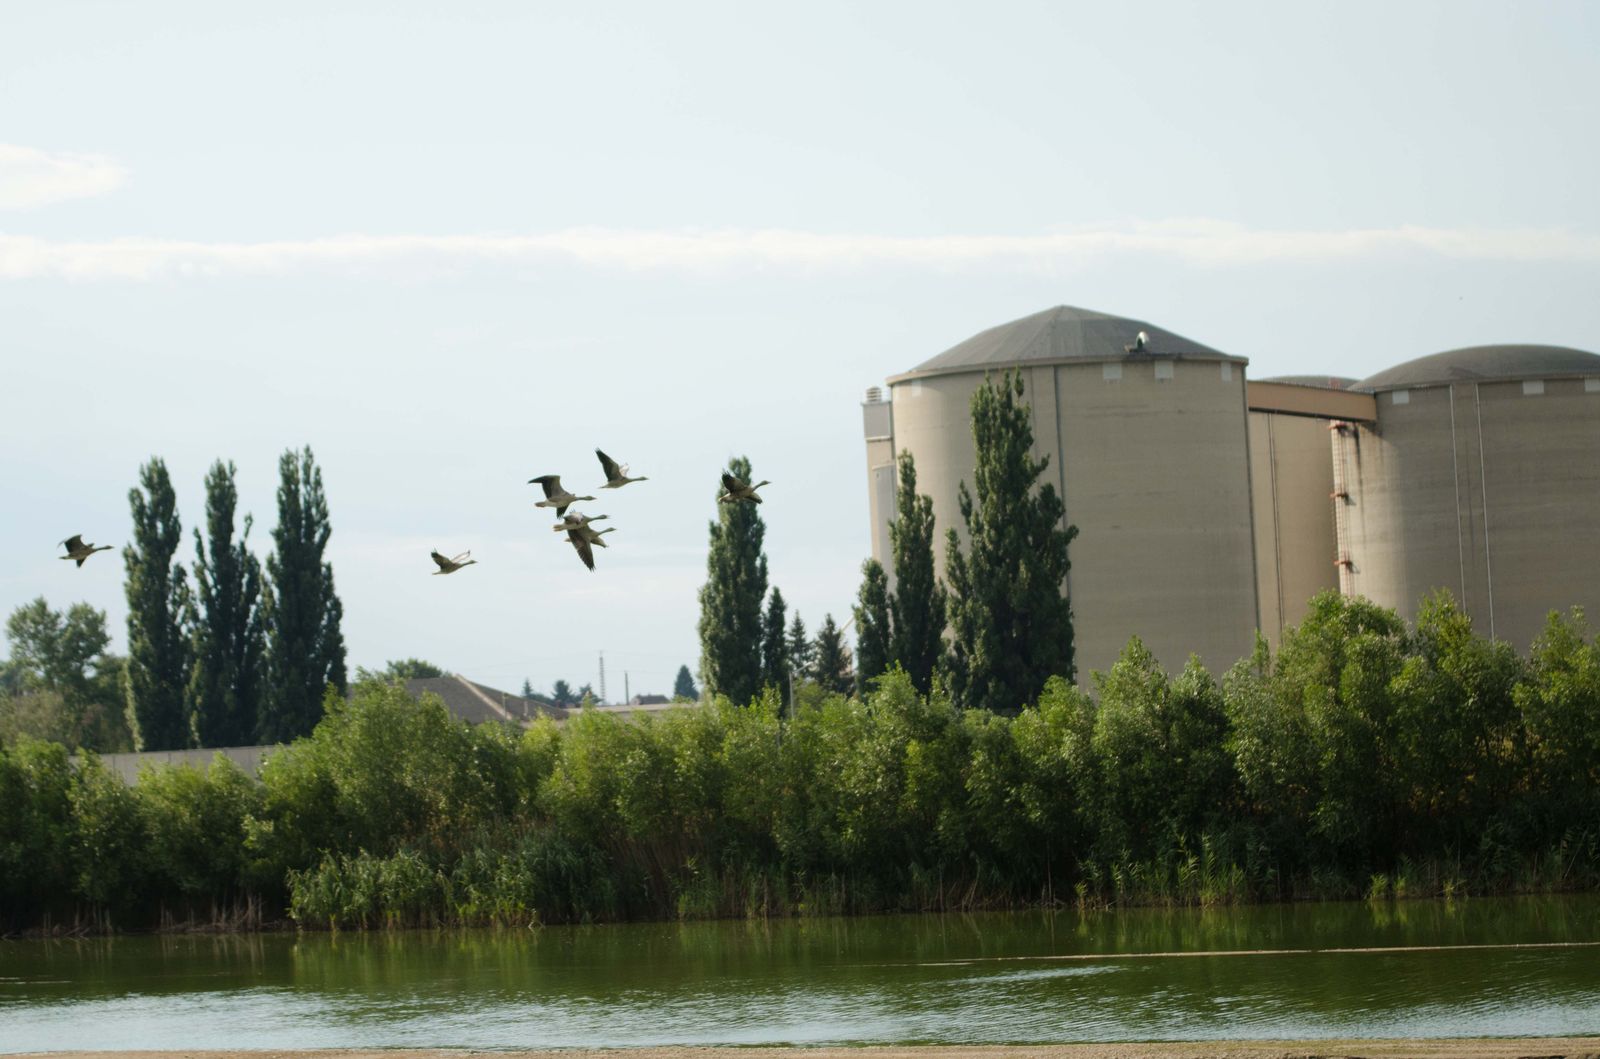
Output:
521,678,536,699
812,614,854,696
124,457,192,750
889,450,947,694
787,612,812,683
853,559,892,696
550,679,576,709
260,447,346,743
188,460,265,748
697,456,769,707
672,664,699,701
944,371,1078,712
760,587,791,700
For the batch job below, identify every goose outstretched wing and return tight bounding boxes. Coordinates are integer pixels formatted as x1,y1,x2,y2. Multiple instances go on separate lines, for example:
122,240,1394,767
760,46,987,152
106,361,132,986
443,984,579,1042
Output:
528,475,562,500
566,529,595,571
721,472,746,493
62,535,85,553
596,449,622,480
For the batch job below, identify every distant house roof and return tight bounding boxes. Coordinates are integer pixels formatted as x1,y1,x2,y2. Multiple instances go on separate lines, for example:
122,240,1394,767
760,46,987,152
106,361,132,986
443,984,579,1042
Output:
629,694,670,706
398,676,567,725
890,304,1242,383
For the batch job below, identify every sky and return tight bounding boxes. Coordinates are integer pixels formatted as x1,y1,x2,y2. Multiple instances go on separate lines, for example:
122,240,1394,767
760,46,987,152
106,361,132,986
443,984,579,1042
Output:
4,0,1598,699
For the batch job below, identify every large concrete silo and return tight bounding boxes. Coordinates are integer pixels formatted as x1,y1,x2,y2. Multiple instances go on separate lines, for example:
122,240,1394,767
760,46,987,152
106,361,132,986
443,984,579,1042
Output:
865,305,1260,681
1340,344,1600,649
1246,376,1376,644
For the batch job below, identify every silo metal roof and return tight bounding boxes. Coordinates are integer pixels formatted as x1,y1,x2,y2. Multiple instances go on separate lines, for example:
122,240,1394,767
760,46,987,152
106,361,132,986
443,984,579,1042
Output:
891,305,1242,382
1355,344,1600,392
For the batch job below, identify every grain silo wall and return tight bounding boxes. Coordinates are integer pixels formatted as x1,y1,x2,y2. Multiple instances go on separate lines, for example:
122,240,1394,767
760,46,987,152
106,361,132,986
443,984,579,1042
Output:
1339,378,1600,649
1249,411,1340,644
890,358,1259,682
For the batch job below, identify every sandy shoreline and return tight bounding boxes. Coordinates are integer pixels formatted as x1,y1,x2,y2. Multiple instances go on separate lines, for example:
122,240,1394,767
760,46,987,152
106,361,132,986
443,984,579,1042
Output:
19,1043,1600,1059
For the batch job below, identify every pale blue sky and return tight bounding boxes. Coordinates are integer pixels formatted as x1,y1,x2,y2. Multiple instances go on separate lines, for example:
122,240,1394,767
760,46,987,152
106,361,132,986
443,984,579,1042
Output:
4,0,1598,696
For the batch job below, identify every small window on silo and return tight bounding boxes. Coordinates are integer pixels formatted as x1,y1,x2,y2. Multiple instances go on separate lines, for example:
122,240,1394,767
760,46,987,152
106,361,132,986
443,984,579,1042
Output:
1523,380,1545,396
1391,390,1410,405
1586,378,1600,393
1220,362,1232,381
1154,361,1174,381
1103,363,1122,381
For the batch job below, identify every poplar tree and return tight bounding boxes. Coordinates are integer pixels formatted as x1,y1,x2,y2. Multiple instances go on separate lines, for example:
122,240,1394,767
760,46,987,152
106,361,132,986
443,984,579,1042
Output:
672,665,699,701
260,447,346,743
944,371,1078,712
853,559,892,695
124,457,192,750
889,450,947,695
787,612,812,682
760,588,790,698
812,614,854,696
697,456,769,707
189,460,265,748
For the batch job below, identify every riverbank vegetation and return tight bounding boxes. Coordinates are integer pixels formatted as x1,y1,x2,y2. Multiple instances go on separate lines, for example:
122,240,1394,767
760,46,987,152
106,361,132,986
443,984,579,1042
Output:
3,590,1597,934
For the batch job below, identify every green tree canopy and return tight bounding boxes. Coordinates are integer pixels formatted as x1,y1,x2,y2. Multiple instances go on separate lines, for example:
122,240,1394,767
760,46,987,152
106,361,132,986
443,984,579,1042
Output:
944,371,1077,712
888,450,946,694
811,614,854,696
383,659,445,680
124,457,192,751
2,599,128,751
787,611,811,685
550,680,577,709
672,665,699,701
261,447,346,744
853,559,892,696
189,460,266,749
760,587,790,699
697,456,769,707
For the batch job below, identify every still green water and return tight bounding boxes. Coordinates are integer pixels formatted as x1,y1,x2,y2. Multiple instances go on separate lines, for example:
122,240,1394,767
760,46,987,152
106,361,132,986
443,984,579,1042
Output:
3,897,1599,1051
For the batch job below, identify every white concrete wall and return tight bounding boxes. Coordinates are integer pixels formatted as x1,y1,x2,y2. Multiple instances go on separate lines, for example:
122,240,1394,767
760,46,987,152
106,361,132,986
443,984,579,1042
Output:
888,357,1259,684
1250,411,1341,644
1341,377,1600,650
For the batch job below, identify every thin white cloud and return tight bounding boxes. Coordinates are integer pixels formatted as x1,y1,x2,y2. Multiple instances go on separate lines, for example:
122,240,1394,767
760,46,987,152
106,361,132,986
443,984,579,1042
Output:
0,144,127,210
3,221,1599,281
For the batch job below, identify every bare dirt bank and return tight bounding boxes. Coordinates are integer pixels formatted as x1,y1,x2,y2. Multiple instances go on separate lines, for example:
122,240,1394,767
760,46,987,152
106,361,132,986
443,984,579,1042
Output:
22,1042,1600,1059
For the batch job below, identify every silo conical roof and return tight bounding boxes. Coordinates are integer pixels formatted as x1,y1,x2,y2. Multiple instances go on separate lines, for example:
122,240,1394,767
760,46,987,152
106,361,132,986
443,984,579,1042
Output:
894,305,1241,381
1355,344,1600,392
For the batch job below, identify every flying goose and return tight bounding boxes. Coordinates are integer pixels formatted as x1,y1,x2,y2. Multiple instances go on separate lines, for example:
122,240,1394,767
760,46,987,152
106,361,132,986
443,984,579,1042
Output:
596,448,648,489
718,472,770,504
60,535,112,567
528,475,595,517
581,525,614,548
552,512,609,534
565,528,598,571
430,549,477,575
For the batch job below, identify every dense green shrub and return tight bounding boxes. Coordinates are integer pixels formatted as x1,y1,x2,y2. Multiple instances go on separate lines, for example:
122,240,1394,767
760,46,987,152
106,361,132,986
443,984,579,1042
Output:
5,593,1600,933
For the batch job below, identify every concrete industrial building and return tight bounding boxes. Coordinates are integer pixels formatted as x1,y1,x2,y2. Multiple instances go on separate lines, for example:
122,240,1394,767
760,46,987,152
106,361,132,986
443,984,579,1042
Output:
863,307,1600,681
870,305,1259,679
1247,375,1373,642
1337,345,1600,650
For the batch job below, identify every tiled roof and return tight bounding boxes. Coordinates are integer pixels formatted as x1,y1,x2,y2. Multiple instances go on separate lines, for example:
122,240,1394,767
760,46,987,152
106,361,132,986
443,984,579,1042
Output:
401,676,568,725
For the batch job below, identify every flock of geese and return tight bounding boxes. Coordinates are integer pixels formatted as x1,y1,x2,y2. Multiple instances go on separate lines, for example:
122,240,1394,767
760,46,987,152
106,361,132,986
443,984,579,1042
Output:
60,449,772,577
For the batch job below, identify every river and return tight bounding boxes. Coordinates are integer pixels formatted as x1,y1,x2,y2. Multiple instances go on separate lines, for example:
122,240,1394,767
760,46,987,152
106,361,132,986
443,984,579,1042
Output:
3,896,1599,1051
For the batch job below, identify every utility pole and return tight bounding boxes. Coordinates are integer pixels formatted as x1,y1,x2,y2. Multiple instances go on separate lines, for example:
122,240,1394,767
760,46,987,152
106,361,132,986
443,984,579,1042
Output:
624,671,630,704
598,650,607,705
